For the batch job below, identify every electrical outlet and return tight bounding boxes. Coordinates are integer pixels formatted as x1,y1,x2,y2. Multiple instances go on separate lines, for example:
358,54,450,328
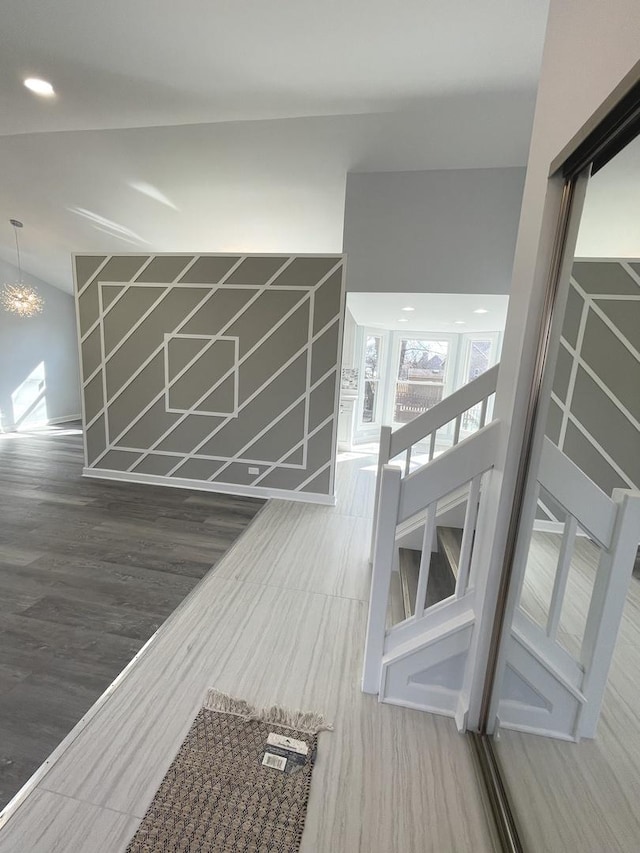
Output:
248,466,260,475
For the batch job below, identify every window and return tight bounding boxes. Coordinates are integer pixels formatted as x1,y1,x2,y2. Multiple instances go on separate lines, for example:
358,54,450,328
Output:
393,338,449,424
466,339,492,382
461,336,497,434
361,334,382,424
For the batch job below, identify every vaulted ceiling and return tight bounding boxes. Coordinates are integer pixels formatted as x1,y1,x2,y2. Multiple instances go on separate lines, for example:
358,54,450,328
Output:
0,0,551,291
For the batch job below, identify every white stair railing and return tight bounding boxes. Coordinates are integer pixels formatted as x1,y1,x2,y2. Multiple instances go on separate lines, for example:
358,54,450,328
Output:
499,437,640,740
370,364,499,560
362,420,501,694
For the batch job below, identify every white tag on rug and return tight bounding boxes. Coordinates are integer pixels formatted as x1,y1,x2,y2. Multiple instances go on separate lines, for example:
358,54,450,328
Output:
267,732,309,756
262,752,287,772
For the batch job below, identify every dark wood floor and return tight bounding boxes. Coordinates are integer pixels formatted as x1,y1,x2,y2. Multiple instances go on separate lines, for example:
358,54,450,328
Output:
0,424,264,808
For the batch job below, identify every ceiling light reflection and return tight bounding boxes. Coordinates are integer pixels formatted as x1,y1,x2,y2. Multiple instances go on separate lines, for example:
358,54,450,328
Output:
129,181,179,211
24,78,55,97
68,207,150,245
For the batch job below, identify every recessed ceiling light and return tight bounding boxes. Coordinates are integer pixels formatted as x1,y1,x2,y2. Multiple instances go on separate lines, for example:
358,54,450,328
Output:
397,318,409,323
473,308,489,314
454,320,466,325
24,77,55,97
401,306,415,312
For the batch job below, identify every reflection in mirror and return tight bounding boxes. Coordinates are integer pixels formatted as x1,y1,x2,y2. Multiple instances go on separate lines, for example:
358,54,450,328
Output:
491,134,640,851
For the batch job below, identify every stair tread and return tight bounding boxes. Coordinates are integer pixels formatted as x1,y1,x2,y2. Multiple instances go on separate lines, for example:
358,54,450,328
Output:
398,545,456,620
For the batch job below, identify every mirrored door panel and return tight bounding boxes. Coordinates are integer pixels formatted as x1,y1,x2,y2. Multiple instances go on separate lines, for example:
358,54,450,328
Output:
489,134,640,851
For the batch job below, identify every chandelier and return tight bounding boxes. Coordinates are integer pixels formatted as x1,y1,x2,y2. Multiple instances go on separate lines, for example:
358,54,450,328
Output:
1,219,44,318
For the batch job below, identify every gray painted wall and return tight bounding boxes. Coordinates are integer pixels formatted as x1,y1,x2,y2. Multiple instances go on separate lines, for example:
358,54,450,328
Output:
75,253,344,500
546,260,640,496
0,259,80,430
342,167,526,294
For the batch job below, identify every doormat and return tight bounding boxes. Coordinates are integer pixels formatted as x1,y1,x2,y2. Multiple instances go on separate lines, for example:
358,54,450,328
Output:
125,689,333,853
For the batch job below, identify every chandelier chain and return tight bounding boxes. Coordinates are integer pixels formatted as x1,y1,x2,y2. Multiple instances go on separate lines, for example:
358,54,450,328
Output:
13,221,22,281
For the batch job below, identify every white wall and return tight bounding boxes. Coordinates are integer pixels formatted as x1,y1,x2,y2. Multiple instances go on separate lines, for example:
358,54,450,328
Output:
467,0,640,728
0,260,80,429
342,167,525,294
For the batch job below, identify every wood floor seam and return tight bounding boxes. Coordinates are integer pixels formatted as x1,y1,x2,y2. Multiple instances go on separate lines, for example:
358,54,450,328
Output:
37,785,145,820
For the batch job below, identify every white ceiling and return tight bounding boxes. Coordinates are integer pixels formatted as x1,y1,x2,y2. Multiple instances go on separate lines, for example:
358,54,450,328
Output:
1,0,549,135
0,0,551,292
347,292,509,332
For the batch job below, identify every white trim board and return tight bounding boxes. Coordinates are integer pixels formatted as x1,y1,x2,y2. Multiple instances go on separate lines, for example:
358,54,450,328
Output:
82,467,337,506
532,520,591,537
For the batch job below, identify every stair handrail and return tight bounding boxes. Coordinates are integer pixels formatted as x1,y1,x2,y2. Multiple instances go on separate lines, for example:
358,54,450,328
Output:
370,363,499,559
389,363,499,459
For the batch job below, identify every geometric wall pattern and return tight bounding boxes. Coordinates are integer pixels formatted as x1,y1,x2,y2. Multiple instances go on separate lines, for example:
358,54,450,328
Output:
74,253,345,499
545,259,640,499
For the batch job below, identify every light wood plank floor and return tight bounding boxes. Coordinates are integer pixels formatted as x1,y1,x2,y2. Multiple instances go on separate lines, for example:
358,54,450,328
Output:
0,447,496,852
496,532,640,852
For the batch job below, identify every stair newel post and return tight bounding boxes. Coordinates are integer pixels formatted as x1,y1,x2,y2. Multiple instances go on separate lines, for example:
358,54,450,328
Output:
362,464,402,694
370,425,393,562
578,490,640,738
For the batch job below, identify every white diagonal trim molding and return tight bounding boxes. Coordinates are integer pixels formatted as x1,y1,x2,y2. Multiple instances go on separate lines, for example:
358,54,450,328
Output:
171,259,341,419
80,255,158,343
571,277,640,364
84,305,217,433
76,255,112,298
559,289,589,449
164,312,340,478
206,366,337,483
86,285,171,386
251,412,334,486
91,255,303,465
82,256,201,386
134,266,341,474
84,265,249,430
620,261,640,290
104,255,298,431
162,333,221,413
132,291,313,475
87,255,250,464
295,459,332,492
563,409,636,490
559,338,640,434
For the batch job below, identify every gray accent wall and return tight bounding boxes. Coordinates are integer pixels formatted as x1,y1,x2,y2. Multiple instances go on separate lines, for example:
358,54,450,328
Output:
74,253,345,500
547,260,640,496
0,259,80,431
342,167,525,294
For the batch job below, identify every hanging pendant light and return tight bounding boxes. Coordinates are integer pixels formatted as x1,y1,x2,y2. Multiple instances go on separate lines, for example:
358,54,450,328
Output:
1,219,45,318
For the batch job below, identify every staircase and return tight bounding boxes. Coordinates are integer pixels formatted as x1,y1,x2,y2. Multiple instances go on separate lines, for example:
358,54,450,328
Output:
364,362,640,741
398,526,460,617
362,364,501,727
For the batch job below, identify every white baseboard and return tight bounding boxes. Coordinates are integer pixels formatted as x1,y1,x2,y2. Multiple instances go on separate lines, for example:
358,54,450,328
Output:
48,414,82,425
83,466,337,506
1,414,82,433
